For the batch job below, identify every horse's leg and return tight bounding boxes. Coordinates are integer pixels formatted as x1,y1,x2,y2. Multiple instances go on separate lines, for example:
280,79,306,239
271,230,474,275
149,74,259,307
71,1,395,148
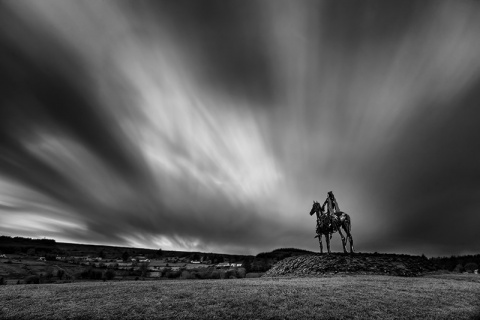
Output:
343,218,355,253
325,232,331,254
318,234,323,254
348,231,354,253
337,227,347,253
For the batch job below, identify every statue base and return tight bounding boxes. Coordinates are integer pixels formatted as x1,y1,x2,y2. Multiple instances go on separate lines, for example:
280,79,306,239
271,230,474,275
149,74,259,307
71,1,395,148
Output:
263,252,437,277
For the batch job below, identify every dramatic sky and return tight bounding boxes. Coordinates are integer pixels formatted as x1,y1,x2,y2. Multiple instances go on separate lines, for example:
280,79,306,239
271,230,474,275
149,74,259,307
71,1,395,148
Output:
1,0,480,257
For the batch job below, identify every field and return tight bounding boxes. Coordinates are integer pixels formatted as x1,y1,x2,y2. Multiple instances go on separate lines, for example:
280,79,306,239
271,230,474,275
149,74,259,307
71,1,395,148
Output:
1,274,479,319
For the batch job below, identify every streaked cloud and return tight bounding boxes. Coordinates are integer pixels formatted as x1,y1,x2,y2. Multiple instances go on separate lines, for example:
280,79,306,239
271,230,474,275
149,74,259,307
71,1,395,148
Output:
1,0,480,256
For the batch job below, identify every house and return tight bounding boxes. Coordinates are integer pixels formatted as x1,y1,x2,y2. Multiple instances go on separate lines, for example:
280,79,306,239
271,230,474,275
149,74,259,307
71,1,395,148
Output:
38,257,46,261
148,260,167,271
166,257,179,263
475,269,478,274
186,264,205,270
138,259,150,263
0,254,7,258
71,256,87,262
216,262,230,268
231,263,242,268
191,260,201,264
133,256,147,262
118,262,133,270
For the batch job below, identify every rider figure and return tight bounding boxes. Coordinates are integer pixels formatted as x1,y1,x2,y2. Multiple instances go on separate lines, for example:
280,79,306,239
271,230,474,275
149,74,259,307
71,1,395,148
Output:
322,191,340,230
323,191,339,214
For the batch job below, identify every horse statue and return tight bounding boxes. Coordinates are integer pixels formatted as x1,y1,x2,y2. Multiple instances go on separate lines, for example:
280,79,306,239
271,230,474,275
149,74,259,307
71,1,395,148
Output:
309,200,354,254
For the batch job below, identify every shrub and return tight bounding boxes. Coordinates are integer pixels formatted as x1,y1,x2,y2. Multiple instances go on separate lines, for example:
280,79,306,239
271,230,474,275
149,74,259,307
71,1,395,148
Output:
45,269,54,280
104,269,116,280
210,270,221,279
465,262,478,273
45,254,57,261
80,268,103,280
57,269,65,280
246,273,263,278
454,264,465,273
25,275,40,284
225,269,236,279
166,271,181,279
236,268,246,278
181,271,195,279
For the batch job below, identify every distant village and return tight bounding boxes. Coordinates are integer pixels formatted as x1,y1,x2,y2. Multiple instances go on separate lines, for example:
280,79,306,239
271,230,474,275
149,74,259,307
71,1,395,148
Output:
43,254,244,277
0,236,261,283
1,236,479,285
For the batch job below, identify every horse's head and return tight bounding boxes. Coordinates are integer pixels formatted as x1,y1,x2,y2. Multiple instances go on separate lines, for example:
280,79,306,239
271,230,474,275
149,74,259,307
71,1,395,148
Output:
310,201,321,216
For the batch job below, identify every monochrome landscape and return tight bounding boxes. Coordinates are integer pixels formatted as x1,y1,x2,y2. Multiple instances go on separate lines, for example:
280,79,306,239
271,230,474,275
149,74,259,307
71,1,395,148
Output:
1,0,480,319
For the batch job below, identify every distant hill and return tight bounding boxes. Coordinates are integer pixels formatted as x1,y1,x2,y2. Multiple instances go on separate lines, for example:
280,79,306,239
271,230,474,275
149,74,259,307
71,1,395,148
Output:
0,235,253,264
1,235,478,274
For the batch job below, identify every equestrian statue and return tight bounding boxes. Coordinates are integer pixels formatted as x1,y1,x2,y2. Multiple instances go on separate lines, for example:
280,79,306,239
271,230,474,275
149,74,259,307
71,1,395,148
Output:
309,191,354,254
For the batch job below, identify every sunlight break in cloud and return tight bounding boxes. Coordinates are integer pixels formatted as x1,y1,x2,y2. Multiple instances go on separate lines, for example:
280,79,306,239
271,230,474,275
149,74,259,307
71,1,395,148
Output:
2,1,480,256
118,48,283,204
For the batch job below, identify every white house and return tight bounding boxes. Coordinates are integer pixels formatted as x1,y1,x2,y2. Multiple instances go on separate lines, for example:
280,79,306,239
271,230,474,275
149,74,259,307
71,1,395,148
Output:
216,262,230,268
118,262,133,270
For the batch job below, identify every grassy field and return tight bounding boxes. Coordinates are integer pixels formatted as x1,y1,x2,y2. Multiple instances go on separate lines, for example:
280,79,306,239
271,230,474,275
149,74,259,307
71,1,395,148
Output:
1,274,479,319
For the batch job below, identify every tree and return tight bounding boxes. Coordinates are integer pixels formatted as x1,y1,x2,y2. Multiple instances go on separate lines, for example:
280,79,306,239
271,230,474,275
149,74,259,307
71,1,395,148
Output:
191,253,200,261
465,262,478,273
57,269,65,280
243,258,252,273
122,251,129,262
454,264,465,273
104,269,116,280
156,249,163,257
139,262,150,277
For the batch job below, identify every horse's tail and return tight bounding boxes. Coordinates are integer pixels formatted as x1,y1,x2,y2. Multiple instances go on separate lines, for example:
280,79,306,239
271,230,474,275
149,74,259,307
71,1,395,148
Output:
344,214,352,233
337,211,351,233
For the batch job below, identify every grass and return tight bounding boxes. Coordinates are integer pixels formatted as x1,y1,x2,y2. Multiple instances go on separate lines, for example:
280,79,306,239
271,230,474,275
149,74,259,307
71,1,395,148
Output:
1,274,480,319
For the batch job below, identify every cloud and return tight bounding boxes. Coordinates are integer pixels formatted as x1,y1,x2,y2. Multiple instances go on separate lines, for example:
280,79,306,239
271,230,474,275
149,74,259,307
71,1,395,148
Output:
1,0,480,256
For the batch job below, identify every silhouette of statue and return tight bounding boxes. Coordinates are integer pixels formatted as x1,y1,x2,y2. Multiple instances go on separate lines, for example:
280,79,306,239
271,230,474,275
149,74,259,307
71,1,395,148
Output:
323,191,340,214
309,192,354,254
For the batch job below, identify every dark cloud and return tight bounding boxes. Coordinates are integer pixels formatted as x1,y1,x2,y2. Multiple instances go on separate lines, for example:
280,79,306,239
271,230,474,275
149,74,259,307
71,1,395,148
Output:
127,0,275,105
1,0,480,256
0,4,150,199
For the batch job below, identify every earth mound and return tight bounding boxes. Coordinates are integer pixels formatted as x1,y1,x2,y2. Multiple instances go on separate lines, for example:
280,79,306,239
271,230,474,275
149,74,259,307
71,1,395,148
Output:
263,253,439,277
